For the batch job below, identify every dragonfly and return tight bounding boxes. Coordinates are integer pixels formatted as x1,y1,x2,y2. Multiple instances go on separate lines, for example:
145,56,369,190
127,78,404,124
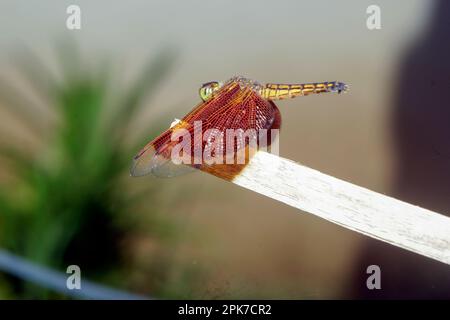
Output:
131,76,348,179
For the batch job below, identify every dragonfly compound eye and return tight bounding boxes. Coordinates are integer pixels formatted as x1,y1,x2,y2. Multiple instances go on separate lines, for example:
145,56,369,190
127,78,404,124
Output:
199,81,222,101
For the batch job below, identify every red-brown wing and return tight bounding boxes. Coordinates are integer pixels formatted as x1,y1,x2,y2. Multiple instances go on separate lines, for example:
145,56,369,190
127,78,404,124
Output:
130,81,278,177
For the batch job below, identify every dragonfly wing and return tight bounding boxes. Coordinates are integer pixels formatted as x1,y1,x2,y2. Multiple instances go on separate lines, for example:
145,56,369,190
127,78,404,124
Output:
130,142,157,177
130,130,196,178
149,140,197,178
131,80,280,178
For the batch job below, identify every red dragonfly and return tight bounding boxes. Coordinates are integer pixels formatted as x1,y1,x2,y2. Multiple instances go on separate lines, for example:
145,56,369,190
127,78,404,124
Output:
131,76,348,179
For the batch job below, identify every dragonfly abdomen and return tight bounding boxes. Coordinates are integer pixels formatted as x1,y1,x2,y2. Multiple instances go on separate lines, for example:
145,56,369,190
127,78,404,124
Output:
260,81,348,100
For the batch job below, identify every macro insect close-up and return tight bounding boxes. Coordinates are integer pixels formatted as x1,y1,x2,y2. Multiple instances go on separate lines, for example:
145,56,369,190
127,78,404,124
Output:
0,0,449,307
131,76,348,178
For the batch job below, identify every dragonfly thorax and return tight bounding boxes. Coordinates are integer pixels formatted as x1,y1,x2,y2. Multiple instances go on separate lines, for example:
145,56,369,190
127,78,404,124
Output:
199,76,263,102
228,76,263,92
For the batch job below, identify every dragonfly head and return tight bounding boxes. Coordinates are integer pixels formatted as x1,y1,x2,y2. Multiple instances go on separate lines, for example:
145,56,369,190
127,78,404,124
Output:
199,81,222,101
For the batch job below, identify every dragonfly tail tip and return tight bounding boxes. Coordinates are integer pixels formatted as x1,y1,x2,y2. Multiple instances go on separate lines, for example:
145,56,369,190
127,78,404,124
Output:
334,81,349,94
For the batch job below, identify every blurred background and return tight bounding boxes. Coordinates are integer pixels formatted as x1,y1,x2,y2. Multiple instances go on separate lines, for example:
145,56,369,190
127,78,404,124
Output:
0,0,449,299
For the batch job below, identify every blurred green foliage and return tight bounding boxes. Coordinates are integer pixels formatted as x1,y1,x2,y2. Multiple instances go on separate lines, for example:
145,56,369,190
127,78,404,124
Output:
0,42,199,298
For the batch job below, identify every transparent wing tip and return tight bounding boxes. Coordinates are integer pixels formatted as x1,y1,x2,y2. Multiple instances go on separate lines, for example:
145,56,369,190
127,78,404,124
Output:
130,143,197,178
130,145,157,177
